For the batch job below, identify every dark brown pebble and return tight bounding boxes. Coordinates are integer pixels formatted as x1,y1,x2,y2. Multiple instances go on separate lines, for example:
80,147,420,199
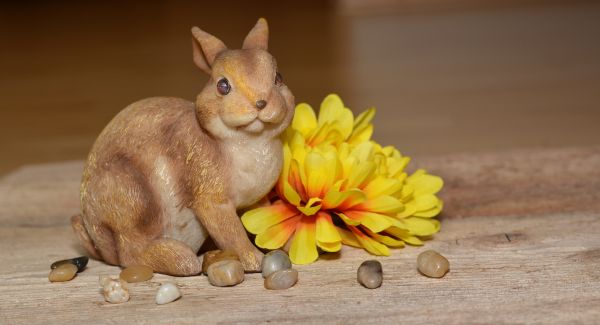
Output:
51,256,89,273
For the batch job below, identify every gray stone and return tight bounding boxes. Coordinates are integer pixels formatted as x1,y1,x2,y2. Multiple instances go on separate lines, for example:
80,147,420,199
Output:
357,260,383,289
264,269,298,290
261,250,292,278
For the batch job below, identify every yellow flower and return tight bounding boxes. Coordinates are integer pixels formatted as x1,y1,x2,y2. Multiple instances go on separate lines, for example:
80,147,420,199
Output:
242,94,443,264
284,94,374,147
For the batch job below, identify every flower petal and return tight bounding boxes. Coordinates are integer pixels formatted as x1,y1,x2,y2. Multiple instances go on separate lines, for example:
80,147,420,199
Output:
276,143,292,195
400,217,441,236
288,159,308,202
364,229,406,248
414,200,443,218
304,152,328,198
414,194,439,212
407,171,444,196
297,197,322,216
352,107,375,132
349,226,390,256
386,227,424,246
354,195,404,214
349,125,372,146
317,241,342,252
397,202,417,218
363,177,403,198
255,215,301,249
292,103,317,137
336,212,361,226
344,210,393,233
337,227,361,247
318,94,354,140
288,216,318,264
241,202,298,234
316,212,342,243
282,181,302,206
345,161,376,190
323,188,366,210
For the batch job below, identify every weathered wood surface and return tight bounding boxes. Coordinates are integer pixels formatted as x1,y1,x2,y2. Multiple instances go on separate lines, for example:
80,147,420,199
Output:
1,146,599,324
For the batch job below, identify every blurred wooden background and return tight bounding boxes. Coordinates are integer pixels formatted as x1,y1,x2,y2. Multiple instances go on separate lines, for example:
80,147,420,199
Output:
1,0,599,176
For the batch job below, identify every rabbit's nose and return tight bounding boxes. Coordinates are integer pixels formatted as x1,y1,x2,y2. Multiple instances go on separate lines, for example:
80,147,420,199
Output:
256,100,267,109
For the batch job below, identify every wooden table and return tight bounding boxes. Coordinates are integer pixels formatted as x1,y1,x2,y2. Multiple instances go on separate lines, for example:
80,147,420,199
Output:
1,146,599,324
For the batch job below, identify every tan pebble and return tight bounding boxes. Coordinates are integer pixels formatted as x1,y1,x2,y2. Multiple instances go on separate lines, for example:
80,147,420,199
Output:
357,260,383,289
100,275,130,304
264,269,298,290
119,265,153,283
202,250,239,275
417,250,449,278
48,263,77,282
207,260,244,287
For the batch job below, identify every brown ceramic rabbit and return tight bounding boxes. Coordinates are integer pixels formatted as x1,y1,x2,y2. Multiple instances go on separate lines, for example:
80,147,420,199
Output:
71,18,295,276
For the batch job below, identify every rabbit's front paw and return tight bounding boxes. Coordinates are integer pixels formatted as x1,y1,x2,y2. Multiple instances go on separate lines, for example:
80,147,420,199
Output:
240,248,264,272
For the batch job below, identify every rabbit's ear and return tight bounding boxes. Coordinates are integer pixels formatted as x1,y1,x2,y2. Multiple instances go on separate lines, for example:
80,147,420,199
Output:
191,27,228,74
242,18,269,50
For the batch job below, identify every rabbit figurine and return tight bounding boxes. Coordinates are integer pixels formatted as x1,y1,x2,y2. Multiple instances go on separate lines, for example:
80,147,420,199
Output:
71,18,295,276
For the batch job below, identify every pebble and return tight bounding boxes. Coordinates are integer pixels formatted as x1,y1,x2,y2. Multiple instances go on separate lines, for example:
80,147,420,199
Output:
119,265,153,283
357,260,383,289
417,250,449,278
155,282,182,305
48,263,78,282
206,260,245,287
264,269,298,290
99,275,130,304
51,256,89,273
261,250,292,278
202,250,239,275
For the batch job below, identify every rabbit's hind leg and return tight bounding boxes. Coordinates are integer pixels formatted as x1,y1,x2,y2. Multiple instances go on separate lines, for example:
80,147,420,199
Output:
71,214,102,261
139,237,202,276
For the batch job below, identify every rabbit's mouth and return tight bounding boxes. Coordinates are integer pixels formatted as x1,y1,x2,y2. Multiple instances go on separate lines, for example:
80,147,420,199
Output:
241,119,264,133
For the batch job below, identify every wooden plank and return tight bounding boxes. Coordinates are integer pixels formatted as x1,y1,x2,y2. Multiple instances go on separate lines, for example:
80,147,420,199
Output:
418,146,600,218
0,213,598,323
2,146,599,226
0,161,82,227
0,146,599,323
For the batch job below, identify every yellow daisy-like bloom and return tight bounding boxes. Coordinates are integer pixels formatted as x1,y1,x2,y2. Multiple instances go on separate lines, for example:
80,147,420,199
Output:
242,94,443,264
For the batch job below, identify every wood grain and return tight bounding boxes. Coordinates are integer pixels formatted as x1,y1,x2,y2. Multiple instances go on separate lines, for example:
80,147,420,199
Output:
0,146,599,323
0,215,598,324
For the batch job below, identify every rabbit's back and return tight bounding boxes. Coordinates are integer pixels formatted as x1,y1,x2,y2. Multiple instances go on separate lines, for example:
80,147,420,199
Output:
91,97,199,155
80,97,216,261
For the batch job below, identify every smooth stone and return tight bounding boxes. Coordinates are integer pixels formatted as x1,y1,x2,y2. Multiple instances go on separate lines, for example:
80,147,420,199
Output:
99,275,130,304
119,265,154,283
202,250,239,275
48,263,78,282
261,250,292,278
417,250,450,278
206,260,244,287
51,256,89,273
155,282,182,305
264,269,298,290
357,260,383,289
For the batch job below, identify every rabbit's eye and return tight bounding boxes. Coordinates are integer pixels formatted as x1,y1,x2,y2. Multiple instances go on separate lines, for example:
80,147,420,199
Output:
275,72,283,86
217,78,231,95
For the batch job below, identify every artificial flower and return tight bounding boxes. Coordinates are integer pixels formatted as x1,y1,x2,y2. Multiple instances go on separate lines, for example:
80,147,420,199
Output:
242,94,443,264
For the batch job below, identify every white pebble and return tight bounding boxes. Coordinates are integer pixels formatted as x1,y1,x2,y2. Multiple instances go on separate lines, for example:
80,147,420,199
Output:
99,275,130,304
155,282,182,305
